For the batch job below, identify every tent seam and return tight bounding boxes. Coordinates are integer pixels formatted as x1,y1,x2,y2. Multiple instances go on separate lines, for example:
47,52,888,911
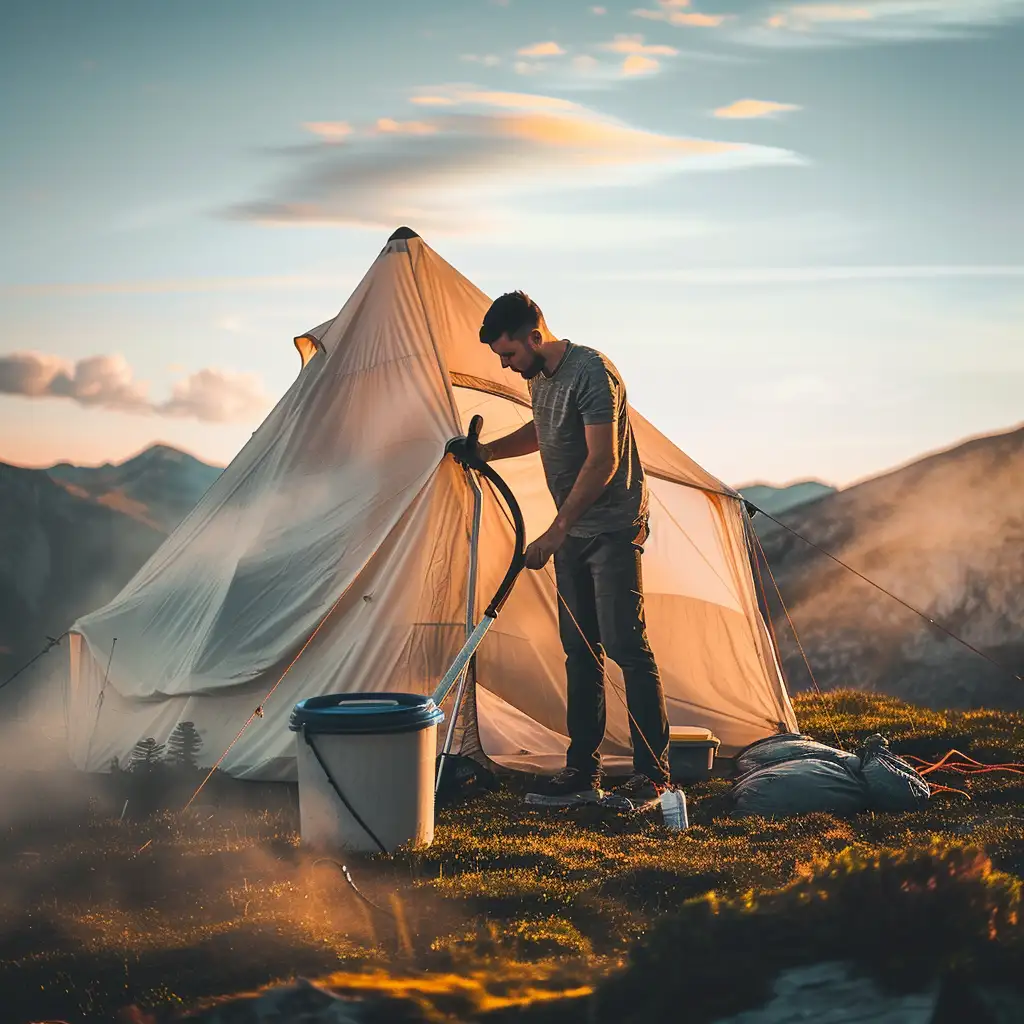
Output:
404,241,462,432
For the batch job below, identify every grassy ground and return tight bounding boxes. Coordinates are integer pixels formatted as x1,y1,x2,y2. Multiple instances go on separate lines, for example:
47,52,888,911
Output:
3,690,1024,1022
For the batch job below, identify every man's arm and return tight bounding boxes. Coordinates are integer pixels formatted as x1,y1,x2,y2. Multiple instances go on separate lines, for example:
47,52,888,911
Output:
523,356,623,571
524,421,617,570
479,420,538,462
552,422,617,533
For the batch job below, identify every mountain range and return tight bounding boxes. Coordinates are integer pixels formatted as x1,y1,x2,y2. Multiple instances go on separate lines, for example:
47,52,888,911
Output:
752,425,1024,710
1,426,1021,713
46,444,222,533
736,480,837,516
0,446,222,706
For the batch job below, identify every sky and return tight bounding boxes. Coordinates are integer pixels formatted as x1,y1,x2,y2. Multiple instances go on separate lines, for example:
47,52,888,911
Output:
1,0,1021,488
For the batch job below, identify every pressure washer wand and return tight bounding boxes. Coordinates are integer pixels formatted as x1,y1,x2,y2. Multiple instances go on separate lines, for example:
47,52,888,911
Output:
431,415,527,710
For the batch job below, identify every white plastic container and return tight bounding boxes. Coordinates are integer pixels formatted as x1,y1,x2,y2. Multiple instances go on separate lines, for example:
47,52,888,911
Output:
660,788,689,830
289,693,444,854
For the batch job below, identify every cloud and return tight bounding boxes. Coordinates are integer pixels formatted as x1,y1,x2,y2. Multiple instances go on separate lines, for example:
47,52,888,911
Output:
230,90,802,233
1,274,340,298
217,314,245,334
374,117,437,134
516,41,566,56
784,3,874,21
595,33,679,76
599,33,679,55
514,60,545,75
0,352,269,423
666,11,729,25
572,54,602,73
303,121,352,141
585,264,1024,284
305,116,443,138
461,53,501,66
591,4,608,12
622,54,662,75
410,87,581,112
750,0,1024,44
0,354,149,412
410,94,459,107
633,1,729,27
714,98,801,118
160,369,269,423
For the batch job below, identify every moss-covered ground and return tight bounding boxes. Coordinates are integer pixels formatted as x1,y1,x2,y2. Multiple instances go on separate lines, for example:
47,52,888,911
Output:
3,690,1024,1022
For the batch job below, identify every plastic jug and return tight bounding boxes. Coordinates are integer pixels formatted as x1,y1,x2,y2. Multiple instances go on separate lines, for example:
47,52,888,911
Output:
660,788,689,830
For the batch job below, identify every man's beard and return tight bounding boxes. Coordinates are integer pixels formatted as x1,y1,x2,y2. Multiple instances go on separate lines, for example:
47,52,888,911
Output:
518,351,546,379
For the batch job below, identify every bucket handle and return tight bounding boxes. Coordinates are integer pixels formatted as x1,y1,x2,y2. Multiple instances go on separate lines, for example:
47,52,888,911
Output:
302,726,388,854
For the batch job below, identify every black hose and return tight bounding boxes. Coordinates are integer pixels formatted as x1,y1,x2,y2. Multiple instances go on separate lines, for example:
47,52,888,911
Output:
302,728,389,855
475,461,527,618
311,857,392,915
444,414,527,619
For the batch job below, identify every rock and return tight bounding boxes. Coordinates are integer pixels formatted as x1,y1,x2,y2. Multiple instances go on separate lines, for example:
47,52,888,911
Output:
975,986,1024,1024
711,961,938,1023
177,978,392,1023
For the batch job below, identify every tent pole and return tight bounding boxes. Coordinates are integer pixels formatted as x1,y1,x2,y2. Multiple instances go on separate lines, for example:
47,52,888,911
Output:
464,468,483,638
434,414,527,790
436,466,483,794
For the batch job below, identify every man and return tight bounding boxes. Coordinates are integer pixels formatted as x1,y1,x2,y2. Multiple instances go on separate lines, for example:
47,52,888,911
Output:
458,290,672,809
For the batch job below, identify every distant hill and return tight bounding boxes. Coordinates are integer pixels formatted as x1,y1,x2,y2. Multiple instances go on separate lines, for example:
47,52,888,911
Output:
0,462,165,705
738,481,837,516
47,444,222,533
0,445,222,702
754,426,1024,711
4,431,1022,719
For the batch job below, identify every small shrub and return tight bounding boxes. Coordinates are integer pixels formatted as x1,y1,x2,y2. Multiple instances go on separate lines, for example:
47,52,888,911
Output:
165,722,202,772
128,737,165,774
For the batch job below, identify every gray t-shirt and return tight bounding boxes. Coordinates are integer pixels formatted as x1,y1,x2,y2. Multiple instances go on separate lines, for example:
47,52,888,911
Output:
528,342,648,538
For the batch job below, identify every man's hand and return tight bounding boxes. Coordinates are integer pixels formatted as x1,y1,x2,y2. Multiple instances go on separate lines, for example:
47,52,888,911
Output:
524,522,567,571
444,433,484,469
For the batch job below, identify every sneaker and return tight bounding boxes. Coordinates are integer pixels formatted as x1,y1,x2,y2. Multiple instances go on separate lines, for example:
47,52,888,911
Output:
524,767,603,808
600,773,669,813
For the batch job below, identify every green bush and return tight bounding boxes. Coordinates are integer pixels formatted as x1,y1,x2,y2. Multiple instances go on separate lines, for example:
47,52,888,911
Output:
592,840,1023,1023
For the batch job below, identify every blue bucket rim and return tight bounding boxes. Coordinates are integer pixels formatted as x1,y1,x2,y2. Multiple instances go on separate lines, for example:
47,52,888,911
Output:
289,691,444,736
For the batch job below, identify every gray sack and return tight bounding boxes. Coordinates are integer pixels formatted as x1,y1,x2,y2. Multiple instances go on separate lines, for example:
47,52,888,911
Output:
735,732,862,777
859,733,931,812
731,732,930,819
732,757,870,818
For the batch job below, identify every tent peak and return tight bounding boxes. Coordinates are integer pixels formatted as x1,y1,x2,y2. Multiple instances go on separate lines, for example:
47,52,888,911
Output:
388,226,420,242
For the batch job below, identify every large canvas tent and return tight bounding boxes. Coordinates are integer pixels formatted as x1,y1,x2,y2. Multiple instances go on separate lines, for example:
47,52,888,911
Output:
66,228,797,781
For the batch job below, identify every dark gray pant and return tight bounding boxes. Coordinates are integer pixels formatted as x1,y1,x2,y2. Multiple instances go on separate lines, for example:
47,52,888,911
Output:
553,522,671,784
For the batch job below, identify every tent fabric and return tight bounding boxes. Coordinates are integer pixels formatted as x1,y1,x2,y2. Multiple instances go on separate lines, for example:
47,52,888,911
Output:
66,228,798,781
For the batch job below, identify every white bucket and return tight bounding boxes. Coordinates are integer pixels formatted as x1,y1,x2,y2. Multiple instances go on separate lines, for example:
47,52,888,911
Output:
289,693,444,854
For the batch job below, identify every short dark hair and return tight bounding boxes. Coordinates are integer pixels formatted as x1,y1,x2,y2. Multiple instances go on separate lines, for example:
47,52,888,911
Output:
479,290,543,345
